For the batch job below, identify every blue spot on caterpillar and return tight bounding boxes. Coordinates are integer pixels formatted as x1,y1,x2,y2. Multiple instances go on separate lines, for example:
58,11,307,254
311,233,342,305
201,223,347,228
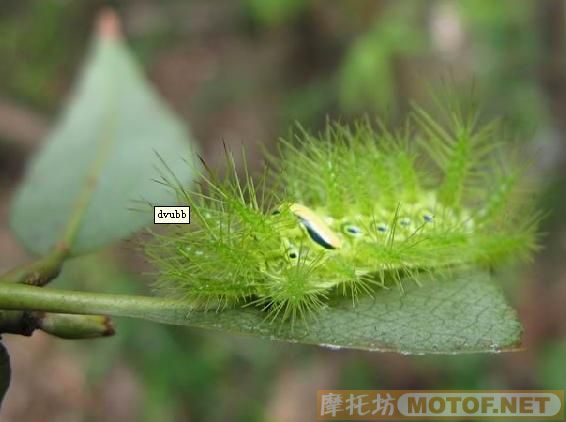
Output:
376,223,388,233
423,213,434,223
344,225,363,235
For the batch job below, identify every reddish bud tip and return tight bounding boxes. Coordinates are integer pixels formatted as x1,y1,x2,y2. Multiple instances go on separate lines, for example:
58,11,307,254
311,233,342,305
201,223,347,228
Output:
97,7,122,40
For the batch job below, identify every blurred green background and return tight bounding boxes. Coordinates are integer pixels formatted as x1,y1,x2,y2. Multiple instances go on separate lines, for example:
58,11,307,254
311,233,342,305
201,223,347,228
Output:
1,1,566,421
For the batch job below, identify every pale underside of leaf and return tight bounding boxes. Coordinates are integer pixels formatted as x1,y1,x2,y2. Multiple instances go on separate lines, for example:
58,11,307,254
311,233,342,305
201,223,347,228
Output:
10,35,196,256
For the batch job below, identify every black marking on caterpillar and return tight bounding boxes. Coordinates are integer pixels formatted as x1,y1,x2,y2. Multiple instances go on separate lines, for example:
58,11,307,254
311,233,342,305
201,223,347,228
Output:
289,203,342,249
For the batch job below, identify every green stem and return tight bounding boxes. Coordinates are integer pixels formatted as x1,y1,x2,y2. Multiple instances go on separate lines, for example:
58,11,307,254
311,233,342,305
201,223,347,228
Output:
0,283,194,326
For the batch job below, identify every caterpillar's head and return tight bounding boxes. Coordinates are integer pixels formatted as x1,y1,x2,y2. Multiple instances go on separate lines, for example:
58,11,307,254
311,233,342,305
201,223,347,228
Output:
288,203,342,250
268,203,341,268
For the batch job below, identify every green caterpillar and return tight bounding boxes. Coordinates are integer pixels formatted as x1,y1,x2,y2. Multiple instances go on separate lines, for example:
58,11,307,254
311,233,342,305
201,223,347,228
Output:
146,105,539,324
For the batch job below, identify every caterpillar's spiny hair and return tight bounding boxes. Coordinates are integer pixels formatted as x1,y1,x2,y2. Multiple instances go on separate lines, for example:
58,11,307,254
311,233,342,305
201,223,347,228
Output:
146,106,540,324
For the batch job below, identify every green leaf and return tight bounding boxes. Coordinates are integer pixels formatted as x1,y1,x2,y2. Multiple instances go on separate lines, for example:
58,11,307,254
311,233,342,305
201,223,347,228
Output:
10,30,197,256
182,270,522,354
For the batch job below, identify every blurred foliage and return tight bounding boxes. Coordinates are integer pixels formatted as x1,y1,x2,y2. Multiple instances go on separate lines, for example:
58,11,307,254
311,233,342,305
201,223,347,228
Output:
245,0,307,27
540,342,566,391
0,1,88,109
338,2,425,114
0,0,549,130
456,0,546,132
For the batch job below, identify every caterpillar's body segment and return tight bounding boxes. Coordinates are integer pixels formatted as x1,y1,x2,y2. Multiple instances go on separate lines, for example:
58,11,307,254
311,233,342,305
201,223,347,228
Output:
271,196,474,280
147,107,539,324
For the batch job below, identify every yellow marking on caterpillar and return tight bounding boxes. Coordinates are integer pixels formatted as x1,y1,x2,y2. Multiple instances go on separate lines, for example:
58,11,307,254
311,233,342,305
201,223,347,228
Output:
289,203,342,249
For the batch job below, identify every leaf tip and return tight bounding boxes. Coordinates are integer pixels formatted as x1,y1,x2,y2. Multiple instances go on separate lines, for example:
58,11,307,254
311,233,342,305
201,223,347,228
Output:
96,7,122,41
